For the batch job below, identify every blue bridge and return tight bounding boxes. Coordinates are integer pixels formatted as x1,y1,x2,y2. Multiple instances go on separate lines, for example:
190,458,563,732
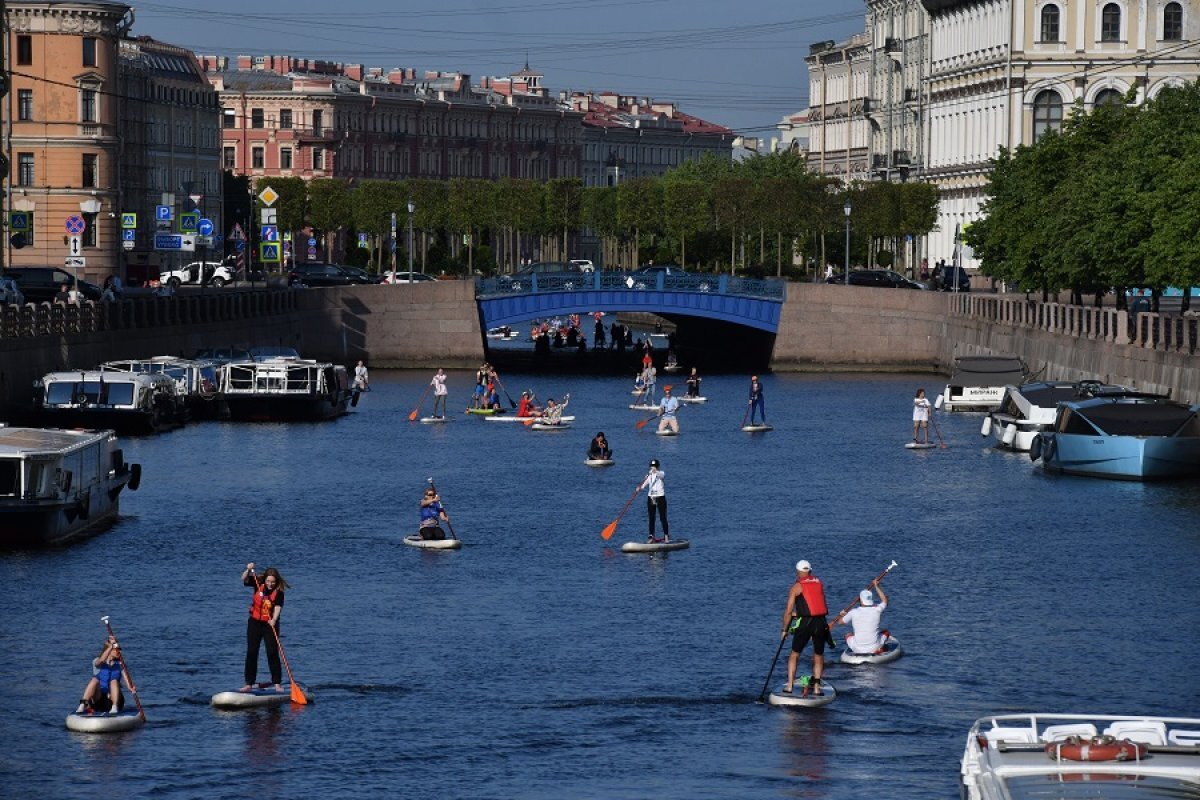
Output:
475,271,787,333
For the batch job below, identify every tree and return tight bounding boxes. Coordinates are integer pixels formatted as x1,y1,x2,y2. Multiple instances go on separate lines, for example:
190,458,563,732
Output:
617,178,662,267
307,179,352,261
660,179,708,267
545,178,583,260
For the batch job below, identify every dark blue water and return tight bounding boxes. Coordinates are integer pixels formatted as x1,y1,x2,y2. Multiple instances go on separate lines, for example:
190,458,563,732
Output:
3,371,1199,799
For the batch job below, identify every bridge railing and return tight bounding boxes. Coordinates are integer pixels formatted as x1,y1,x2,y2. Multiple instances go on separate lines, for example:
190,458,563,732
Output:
476,271,786,301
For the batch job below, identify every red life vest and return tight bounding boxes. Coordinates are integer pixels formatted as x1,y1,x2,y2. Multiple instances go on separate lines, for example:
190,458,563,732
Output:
250,586,279,622
793,576,828,617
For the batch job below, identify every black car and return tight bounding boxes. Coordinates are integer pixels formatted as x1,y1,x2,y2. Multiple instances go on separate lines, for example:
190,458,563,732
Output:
5,266,103,302
499,261,584,291
288,262,354,287
933,265,971,292
336,265,383,284
826,269,921,289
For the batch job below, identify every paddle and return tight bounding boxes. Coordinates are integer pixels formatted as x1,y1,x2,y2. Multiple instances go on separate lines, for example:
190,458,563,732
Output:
493,374,517,409
741,399,752,429
756,629,791,703
930,412,947,449
635,411,659,431
100,615,146,721
829,560,899,626
601,478,645,540
249,568,308,705
427,477,457,540
408,383,432,422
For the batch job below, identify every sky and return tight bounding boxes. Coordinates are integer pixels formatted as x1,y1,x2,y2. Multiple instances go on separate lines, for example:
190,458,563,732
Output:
131,0,867,137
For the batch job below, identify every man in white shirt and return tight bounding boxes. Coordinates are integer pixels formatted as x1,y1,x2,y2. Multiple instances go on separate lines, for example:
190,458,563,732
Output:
837,583,889,654
640,459,668,542
431,368,448,419
657,386,680,434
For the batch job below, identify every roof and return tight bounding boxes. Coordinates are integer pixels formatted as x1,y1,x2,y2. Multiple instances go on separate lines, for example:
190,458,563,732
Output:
1071,397,1199,437
0,427,107,456
949,356,1027,387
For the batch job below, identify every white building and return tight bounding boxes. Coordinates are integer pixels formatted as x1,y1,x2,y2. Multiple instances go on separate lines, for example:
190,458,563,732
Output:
803,33,873,179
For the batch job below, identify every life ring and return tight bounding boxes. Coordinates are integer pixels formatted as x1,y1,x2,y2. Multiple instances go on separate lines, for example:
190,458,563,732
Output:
1045,735,1148,762
1029,434,1043,462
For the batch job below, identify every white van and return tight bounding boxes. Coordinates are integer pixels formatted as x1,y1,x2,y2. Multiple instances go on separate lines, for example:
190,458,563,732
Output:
160,261,235,288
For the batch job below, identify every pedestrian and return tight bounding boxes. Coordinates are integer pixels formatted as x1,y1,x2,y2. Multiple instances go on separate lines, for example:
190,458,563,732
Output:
748,375,766,425
594,318,606,348
657,385,680,434
835,582,890,655
780,560,829,696
419,486,449,540
640,459,668,543
55,282,73,304
912,388,931,444
75,637,128,715
240,563,289,693
686,367,702,398
354,360,370,392
588,432,612,460
431,368,448,419
824,264,834,280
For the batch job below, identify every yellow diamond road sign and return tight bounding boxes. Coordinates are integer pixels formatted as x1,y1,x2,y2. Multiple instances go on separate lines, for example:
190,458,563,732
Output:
258,186,279,207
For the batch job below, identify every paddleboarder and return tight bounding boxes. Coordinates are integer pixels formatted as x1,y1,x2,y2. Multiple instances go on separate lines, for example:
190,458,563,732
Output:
589,432,612,460
912,388,931,444
686,367,702,398
419,486,449,540
640,459,669,543
76,637,128,715
836,583,890,655
657,386,680,434
749,375,766,425
431,369,448,419
780,560,829,696
353,360,369,391
241,563,289,693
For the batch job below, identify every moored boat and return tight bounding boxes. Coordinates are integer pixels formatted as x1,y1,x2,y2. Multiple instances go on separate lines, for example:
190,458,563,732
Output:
982,379,1130,451
211,684,312,708
939,355,1027,412
220,358,350,422
64,708,144,733
1031,393,1200,480
29,370,188,435
102,356,228,420
0,426,140,548
960,713,1200,800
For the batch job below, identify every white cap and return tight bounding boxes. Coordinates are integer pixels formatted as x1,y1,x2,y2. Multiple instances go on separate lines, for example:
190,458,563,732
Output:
795,560,811,572
859,589,874,606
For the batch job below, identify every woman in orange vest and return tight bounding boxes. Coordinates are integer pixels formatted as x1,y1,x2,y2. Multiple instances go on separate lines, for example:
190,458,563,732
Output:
240,563,290,693
780,559,830,697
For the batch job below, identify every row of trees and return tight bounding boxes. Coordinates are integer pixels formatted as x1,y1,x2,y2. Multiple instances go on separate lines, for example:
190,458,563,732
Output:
225,152,940,278
966,81,1200,309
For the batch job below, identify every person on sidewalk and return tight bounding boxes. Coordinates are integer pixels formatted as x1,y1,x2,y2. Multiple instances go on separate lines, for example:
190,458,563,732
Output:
780,560,829,696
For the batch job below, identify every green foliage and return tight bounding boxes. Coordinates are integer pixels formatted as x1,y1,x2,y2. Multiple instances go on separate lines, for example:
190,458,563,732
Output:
307,179,352,234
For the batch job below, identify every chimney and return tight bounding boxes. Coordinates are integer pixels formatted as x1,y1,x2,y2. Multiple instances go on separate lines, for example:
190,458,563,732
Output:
345,63,363,81
388,68,406,84
237,55,253,70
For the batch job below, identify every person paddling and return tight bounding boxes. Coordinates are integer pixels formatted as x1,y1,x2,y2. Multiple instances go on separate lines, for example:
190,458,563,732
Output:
588,432,612,460
419,486,449,540
640,459,668,543
431,369,448,419
912,388,931,444
749,375,767,425
241,563,289,693
835,582,890,655
686,367,702,398
657,386,680,434
780,560,829,696
76,637,129,715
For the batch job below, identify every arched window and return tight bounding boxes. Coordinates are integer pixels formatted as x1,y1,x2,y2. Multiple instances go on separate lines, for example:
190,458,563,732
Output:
1101,3,1122,41
1094,88,1123,107
1033,90,1064,140
1041,4,1061,41
1164,2,1183,39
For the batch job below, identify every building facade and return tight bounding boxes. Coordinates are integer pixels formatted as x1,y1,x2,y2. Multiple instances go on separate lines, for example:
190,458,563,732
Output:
3,0,132,280
865,0,930,182
803,33,873,179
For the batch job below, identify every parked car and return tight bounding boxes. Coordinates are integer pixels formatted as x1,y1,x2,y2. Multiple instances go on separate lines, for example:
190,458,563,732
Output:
498,262,584,291
630,264,686,289
382,271,438,284
288,262,355,287
569,259,595,273
933,264,971,292
336,265,384,284
160,261,235,289
4,267,102,302
0,277,26,305
826,269,923,289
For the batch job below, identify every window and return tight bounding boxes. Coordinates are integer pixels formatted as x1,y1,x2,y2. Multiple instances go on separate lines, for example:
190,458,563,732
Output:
313,147,324,170
312,110,323,136
1101,3,1121,41
1164,2,1183,39
1033,90,1064,140
251,108,264,129
1094,88,1123,107
223,146,236,169
17,35,31,65
82,37,96,67
81,88,97,122
18,89,33,121
223,108,235,128
82,154,98,188
17,153,34,186
280,147,293,169
279,109,292,129
252,146,264,169
1040,5,1060,41
83,213,97,248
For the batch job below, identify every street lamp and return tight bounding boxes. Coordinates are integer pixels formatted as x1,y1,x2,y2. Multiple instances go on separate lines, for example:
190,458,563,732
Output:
407,199,415,275
843,199,852,285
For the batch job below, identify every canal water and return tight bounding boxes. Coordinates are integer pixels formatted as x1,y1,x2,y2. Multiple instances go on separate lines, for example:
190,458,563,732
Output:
3,371,1198,798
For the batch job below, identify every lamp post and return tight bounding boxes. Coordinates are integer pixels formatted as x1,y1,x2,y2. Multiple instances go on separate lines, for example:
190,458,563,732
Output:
407,199,415,276
843,199,852,285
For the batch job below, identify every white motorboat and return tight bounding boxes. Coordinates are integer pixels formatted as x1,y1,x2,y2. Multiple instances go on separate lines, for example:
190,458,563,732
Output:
982,380,1131,451
0,427,140,547
960,713,1200,800
30,370,188,435
221,358,350,421
939,355,1027,412
102,356,227,420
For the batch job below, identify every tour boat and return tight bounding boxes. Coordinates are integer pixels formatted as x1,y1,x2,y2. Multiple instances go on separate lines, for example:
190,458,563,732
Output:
960,713,1200,800
30,370,188,435
982,379,1132,451
939,355,1027,412
220,357,350,422
101,356,228,420
1030,392,1200,480
0,426,141,547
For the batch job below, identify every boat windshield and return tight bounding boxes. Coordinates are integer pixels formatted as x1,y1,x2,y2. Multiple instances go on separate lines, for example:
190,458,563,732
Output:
46,381,136,407
1005,773,1198,799
0,459,18,496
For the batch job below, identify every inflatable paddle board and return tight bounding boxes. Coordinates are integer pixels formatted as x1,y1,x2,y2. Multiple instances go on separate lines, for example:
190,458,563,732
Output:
65,708,144,733
211,683,312,708
679,396,707,404
419,416,452,424
465,408,499,416
767,680,836,708
905,442,937,449
629,404,658,411
741,424,773,432
487,415,575,423
530,422,571,430
840,635,903,665
655,428,679,436
620,538,690,553
584,458,615,467
403,534,462,549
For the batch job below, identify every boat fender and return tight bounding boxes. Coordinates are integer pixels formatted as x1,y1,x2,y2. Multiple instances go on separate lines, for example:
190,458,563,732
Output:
1001,424,1017,446
1029,434,1043,462
934,394,944,409
980,417,992,437
1045,735,1147,762
128,464,142,492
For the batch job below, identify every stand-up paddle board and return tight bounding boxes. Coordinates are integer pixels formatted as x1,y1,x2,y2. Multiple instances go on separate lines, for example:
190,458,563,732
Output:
629,404,658,411
531,422,571,430
65,708,144,733
211,683,312,708
767,680,836,707
679,396,707,404
487,415,575,423
742,424,773,432
465,408,499,416
620,538,689,553
584,458,615,467
655,428,679,436
419,416,453,424
905,442,937,449
840,635,903,665
403,534,462,549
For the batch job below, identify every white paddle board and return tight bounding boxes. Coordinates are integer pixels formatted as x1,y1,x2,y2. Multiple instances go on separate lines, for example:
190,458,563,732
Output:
419,416,452,424
620,538,689,553
655,428,679,436
584,458,615,467
905,442,937,449
531,422,571,430
487,415,575,423
211,684,312,708
629,404,658,411
679,396,707,404
840,635,903,665
65,708,144,733
741,424,773,432
767,681,836,707
403,534,462,549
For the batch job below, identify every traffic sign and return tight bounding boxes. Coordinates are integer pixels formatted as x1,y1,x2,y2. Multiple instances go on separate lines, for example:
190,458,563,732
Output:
261,225,279,242
261,208,277,225
120,212,137,228
178,212,199,233
357,233,369,249
197,218,214,236
65,215,86,235
65,256,86,268
307,237,317,247
235,240,245,252
228,223,245,241
68,235,82,255
155,205,173,222
9,211,30,231
260,242,281,262
154,233,196,252
195,235,214,247
121,229,136,242
258,186,279,207
122,240,135,251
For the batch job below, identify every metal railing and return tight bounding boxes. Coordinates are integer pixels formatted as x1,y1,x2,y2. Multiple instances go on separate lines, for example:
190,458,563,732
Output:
475,271,787,301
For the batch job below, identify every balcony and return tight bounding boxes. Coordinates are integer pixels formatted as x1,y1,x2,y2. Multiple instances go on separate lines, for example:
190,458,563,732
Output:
904,88,919,104
293,127,338,142
884,37,902,53
893,150,911,165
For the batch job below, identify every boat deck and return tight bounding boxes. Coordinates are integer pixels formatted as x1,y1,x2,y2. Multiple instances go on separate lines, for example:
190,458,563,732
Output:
0,427,102,454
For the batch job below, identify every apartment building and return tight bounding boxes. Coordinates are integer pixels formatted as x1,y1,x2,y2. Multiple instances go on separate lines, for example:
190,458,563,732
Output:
803,33,873,179
865,0,930,182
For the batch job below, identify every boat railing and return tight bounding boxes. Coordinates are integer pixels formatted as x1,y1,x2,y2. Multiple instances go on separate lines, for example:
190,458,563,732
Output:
223,363,322,395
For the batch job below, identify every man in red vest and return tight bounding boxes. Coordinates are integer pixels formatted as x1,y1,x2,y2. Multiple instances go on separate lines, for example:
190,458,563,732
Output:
780,559,830,696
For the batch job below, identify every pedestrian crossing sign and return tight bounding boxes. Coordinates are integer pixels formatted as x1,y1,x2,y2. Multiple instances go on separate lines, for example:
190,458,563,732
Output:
9,211,31,231
121,212,137,229
260,242,281,262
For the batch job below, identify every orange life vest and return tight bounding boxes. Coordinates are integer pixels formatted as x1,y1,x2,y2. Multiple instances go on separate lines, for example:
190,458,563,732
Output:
250,586,279,622
793,576,827,617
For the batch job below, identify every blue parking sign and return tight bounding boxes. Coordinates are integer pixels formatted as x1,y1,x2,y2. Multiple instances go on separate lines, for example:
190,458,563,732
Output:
156,205,173,222
122,229,136,241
